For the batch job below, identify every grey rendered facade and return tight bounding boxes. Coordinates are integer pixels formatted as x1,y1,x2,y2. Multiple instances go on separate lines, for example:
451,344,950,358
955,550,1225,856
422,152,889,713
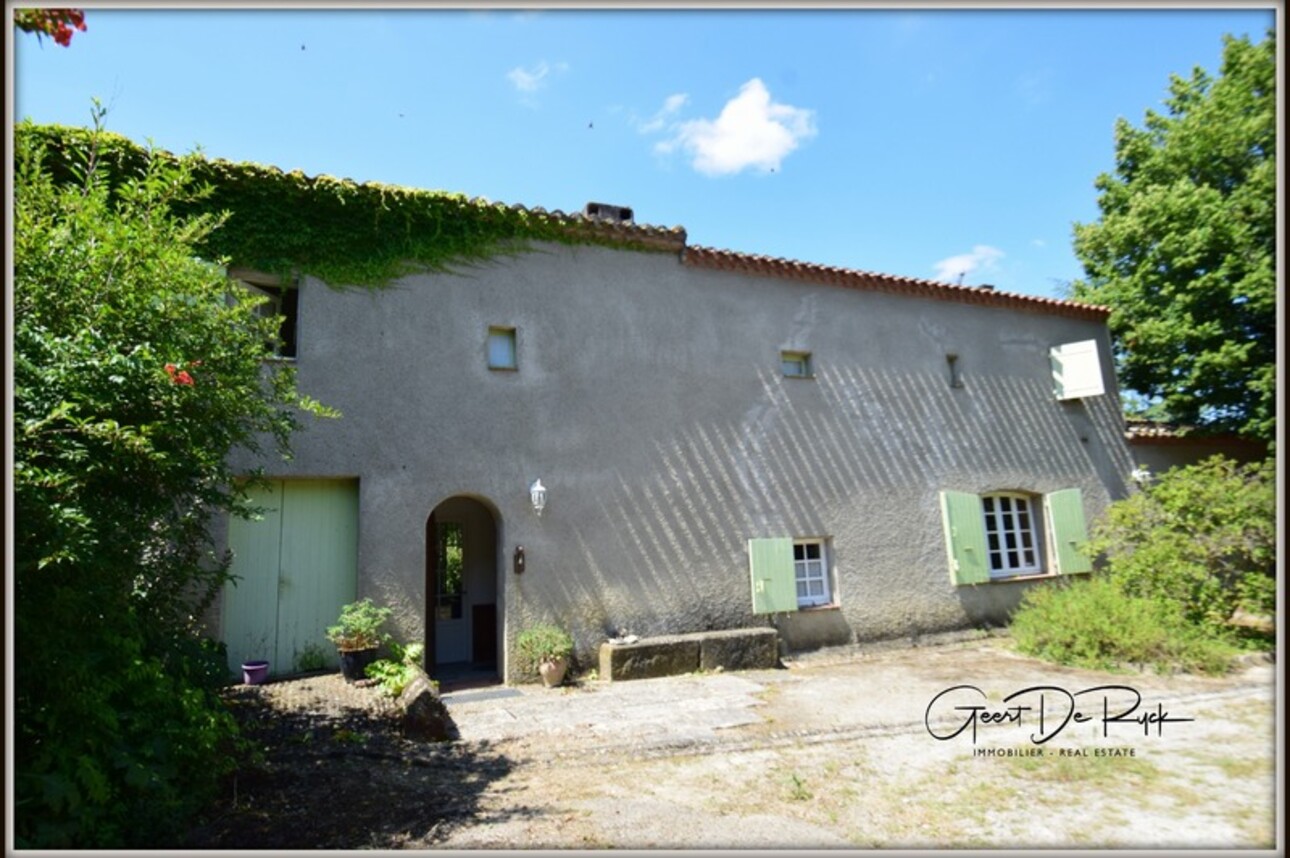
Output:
218,215,1136,684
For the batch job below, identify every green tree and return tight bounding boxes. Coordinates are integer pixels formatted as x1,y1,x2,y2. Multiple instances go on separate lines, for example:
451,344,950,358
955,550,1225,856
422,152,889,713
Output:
1071,31,1275,443
13,106,332,847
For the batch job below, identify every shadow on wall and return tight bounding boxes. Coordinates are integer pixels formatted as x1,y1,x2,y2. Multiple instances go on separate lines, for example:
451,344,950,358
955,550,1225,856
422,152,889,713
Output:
543,360,1133,653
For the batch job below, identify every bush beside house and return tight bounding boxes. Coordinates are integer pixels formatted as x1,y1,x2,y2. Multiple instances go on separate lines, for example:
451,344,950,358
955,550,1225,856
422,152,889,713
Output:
1011,455,1275,673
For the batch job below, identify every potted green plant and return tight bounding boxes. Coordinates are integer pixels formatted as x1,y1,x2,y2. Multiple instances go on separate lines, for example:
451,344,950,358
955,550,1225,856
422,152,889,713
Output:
516,623,574,687
326,598,393,682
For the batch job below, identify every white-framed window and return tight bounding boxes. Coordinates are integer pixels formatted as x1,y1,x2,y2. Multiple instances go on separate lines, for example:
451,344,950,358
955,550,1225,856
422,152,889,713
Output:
794,539,831,607
748,536,836,613
940,488,1092,585
488,326,517,370
781,350,813,378
981,492,1041,577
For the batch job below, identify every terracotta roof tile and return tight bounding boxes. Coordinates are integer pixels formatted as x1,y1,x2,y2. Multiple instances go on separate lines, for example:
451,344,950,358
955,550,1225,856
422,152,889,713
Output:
399,190,1105,319
1124,419,1190,440
1122,418,1267,446
681,245,1111,320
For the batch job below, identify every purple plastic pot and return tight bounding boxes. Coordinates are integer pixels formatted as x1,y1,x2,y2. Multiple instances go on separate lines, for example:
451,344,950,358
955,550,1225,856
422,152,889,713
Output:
242,660,270,685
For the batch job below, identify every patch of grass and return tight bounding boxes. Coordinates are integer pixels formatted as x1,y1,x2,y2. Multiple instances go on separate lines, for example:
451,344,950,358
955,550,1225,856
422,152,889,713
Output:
785,772,812,801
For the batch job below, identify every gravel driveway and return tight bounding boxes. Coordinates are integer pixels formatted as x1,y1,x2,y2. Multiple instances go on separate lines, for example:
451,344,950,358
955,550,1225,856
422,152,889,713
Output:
187,635,1277,850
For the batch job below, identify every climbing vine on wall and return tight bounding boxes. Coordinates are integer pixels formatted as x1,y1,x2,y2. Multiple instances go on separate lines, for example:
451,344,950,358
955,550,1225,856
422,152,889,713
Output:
17,121,681,289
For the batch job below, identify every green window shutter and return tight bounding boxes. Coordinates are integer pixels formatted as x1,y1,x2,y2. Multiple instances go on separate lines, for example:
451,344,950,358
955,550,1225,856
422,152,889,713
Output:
940,490,989,585
1045,488,1092,574
748,537,798,614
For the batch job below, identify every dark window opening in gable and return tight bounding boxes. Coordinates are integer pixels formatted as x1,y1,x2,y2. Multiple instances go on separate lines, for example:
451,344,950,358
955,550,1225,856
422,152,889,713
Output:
245,282,299,359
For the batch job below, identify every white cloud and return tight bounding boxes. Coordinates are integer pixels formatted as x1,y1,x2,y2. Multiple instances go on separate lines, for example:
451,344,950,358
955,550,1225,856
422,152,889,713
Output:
636,93,690,133
932,245,1005,283
506,60,568,93
656,78,816,176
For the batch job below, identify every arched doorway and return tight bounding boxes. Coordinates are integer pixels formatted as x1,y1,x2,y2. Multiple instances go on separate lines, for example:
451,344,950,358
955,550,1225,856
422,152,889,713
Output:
425,496,501,690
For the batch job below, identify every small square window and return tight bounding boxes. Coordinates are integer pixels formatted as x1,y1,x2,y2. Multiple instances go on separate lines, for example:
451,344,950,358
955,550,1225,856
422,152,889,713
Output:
781,350,812,378
488,327,517,370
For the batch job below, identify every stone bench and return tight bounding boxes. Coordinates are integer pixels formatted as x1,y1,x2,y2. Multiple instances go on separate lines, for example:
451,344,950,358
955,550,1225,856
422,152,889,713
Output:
598,627,779,682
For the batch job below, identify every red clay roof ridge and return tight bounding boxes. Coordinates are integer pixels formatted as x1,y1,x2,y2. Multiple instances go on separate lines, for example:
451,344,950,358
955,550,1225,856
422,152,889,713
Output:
681,243,1111,320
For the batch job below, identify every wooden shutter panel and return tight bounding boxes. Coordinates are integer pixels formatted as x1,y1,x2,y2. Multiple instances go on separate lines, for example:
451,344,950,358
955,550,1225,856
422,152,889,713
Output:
1050,340,1106,400
1045,488,1092,574
276,480,358,671
223,481,285,673
940,490,989,585
748,537,798,614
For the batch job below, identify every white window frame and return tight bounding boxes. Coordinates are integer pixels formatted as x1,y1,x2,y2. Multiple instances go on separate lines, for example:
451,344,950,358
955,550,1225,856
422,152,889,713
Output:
487,326,517,370
781,350,813,379
793,538,832,607
981,492,1043,578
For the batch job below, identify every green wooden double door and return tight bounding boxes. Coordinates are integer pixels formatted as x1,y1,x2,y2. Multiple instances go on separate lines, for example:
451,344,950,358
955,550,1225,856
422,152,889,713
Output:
222,479,359,678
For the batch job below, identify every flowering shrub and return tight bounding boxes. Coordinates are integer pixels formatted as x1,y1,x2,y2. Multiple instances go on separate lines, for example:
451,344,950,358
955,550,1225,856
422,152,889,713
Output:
14,8,86,46
164,362,198,385
13,104,334,847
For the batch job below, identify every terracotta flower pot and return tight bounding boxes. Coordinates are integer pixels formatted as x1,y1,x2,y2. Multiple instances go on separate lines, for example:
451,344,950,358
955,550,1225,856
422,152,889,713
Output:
538,656,569,688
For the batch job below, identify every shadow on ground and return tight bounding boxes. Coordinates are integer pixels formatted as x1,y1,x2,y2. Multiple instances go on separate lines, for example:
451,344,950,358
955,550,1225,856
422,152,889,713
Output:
184,685,530,849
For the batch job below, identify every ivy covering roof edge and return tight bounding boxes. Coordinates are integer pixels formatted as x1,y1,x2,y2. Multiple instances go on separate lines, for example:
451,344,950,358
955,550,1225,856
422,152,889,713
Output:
16,121,689,289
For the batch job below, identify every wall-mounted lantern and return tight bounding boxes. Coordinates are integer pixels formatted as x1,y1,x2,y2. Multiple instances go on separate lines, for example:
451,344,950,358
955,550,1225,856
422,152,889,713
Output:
529,479,547,516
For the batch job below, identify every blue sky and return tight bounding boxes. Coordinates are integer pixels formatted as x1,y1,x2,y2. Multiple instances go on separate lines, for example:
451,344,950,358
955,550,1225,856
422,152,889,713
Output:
12,6,1275,298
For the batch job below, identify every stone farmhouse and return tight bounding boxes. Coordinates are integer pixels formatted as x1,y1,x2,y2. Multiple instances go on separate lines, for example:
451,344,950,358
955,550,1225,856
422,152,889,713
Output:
213,199,1135,685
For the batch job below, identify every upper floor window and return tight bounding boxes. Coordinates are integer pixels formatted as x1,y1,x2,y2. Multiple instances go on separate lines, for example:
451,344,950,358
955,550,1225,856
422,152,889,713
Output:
781,350,813,378
488,326,517,370
246,283,299,359
229,267,298,359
